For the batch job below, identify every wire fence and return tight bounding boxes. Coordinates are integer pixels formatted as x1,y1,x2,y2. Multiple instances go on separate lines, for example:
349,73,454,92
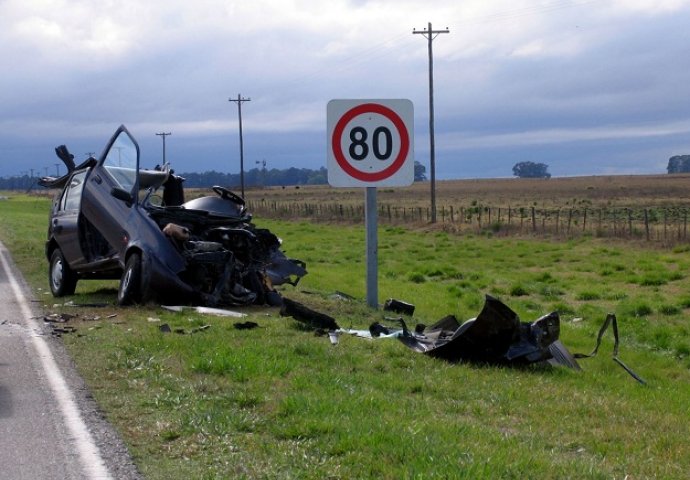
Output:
246,199,690,244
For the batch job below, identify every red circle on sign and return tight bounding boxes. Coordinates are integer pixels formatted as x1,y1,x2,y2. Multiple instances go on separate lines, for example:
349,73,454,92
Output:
331,103,410,182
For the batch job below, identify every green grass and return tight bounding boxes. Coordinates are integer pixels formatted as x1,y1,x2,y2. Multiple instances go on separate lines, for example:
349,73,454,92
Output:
1,193,690,479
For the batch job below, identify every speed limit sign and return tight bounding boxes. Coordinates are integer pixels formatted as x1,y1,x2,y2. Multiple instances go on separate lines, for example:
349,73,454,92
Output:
327,99,414,187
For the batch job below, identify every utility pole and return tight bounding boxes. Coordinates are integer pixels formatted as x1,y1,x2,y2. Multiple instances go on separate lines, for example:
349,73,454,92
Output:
413,22,449,223
155,132,172,165
229,93,251,198
54,163,60,176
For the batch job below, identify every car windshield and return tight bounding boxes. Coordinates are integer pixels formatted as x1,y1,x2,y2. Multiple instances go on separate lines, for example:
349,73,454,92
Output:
103,131,138,192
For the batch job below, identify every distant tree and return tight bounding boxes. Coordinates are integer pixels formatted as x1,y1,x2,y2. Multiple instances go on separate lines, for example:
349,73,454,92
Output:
512,161,551,179
667,155,690,174
307,167,327,185
414,161,427,181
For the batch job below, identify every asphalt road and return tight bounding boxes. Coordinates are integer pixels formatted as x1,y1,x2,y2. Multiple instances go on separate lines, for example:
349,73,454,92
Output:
0,241,141,479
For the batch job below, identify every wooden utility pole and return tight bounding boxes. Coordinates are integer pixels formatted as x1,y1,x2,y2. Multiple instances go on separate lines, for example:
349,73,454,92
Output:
155,132,171,165
413,22,449,223
229,94,251,198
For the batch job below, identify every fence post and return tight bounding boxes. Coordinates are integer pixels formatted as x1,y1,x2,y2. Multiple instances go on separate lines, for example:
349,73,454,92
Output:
583,208,587,232
541,209,546,234
531,207,536,232
644,209,650,241
628,209,633,236
555,209,560,235
597,208,600,232
664,209,668,240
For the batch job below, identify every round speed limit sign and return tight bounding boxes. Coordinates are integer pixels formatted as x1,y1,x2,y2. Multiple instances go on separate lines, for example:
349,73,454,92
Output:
327,99,414,187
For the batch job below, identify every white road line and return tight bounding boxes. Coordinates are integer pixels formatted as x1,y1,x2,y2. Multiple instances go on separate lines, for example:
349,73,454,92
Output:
0,243,112,480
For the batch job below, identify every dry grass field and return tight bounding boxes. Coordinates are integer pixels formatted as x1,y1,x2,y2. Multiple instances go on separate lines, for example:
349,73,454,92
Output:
230,174,690,244
242,174,690,209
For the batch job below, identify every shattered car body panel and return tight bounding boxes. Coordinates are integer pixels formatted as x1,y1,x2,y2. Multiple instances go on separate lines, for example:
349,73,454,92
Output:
397,295,579,368
41,125,306,306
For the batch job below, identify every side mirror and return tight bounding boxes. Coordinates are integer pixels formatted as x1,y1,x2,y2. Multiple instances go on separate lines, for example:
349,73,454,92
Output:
111,187,133,205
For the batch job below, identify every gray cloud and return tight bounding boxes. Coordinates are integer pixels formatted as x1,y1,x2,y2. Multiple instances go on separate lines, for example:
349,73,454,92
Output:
1,0,689,180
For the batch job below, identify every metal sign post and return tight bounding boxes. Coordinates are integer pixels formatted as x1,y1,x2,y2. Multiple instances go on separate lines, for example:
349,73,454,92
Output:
327,99,414,308
365,186,378,307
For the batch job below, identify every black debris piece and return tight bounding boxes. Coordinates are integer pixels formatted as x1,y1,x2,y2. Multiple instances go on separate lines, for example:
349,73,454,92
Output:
395,295,580,368
574,313,646,384
50,325,78,336
384,298,415,316
234,321,259,330
369,322,391,337
280,298,339,331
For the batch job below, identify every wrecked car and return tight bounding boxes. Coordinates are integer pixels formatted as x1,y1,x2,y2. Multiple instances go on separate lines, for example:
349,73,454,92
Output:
40,125,306,306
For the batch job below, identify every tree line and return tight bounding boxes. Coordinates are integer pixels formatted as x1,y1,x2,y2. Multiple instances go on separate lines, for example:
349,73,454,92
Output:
0,161,428,190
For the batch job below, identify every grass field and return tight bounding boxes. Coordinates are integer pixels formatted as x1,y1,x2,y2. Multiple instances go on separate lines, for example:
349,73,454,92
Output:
1,183,690,479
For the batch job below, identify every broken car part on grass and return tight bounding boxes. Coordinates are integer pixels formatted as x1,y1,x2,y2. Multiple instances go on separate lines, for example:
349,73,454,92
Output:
40,125,306,308
282,294,646,382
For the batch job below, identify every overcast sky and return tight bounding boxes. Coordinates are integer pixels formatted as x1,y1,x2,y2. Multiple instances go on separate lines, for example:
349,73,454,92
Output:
1,0,689,180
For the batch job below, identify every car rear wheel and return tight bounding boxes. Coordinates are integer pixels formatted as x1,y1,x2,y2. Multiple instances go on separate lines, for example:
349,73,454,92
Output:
49,248,78,297
118,252,147,305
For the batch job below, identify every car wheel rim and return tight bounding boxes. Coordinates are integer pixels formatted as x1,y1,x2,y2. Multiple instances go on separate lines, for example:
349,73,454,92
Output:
122,267,133,293
51,260,63,289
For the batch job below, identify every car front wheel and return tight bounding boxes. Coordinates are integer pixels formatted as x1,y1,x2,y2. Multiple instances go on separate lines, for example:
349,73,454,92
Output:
118,252,146,305
49,248,78,297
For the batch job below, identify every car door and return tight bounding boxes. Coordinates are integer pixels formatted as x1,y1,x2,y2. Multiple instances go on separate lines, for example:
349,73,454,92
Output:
80,126,140,259
52,169,89,267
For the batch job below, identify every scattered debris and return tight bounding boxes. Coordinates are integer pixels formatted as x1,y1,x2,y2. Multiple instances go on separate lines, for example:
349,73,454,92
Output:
52,301,111,308
233,321,259,330
43,313,77,323
573,313,646,384
280,298,340,330
51,325,78,337
383,298,415,316
330,291,355,301
158,323,211,335
161,305,247,317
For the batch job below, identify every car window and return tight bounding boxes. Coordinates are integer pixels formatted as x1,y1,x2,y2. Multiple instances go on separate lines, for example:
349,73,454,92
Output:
103,132,138,191
62,170,87,211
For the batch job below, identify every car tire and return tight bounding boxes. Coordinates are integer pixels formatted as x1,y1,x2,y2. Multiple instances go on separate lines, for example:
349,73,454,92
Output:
49,248,78,297
118,252,145,305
